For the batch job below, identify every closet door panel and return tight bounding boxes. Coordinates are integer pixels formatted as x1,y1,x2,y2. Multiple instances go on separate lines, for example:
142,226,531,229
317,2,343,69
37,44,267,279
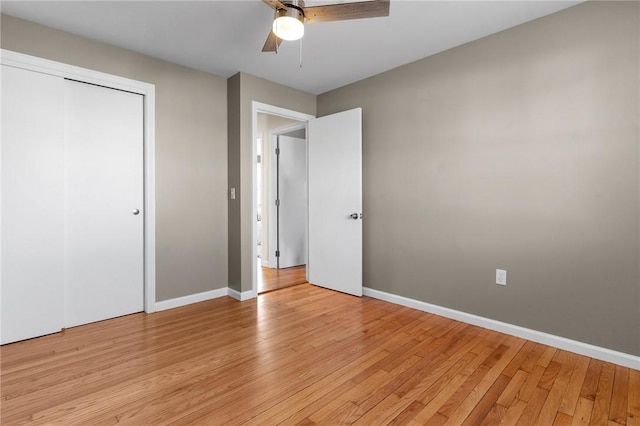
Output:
1,66,65,344
64,80,144,328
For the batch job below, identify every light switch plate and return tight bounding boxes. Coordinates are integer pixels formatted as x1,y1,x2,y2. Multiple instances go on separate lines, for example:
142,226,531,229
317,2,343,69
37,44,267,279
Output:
496,269,507,286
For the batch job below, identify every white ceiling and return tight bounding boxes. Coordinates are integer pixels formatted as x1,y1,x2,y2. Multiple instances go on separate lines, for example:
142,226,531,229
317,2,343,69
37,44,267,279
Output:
1,1,581,95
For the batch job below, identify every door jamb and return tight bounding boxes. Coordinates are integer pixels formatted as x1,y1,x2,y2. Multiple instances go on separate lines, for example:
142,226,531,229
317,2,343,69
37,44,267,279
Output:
251,102,314,297
1,49,157,313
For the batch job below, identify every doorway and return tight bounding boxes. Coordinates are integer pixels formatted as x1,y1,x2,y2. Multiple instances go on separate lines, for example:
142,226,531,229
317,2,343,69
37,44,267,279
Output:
251,102,363,298
255,113,308,293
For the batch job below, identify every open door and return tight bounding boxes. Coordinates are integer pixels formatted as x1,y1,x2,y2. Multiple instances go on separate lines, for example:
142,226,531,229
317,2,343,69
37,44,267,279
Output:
308,108,362,296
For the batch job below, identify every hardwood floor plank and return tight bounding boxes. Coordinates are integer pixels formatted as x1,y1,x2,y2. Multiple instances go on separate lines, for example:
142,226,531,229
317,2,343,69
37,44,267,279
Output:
389,400,426,426
460,373,511,425
627,369,640,419
499,399,528,425
0,284,636,426
591,363,616,426
496,369,528,408
538,351,579,425
518,364,547,402
478,402,509,426
426,412,450,426
515,386,549,425
502,341,545,377
537,346,558,368
554,412,574,426
581,359,604,401
572,397,595,426
560,356,592,416
409,373,470,425
609,364,629,425
539,360,562,390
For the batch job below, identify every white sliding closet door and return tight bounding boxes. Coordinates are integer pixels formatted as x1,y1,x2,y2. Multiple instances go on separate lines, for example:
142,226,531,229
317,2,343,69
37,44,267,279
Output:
1,66,65,344
64,80,144,328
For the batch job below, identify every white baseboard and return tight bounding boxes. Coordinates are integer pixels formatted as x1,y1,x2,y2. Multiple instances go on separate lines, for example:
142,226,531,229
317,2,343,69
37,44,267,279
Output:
228,288,257,301
155,287,228,312
363,287,640,370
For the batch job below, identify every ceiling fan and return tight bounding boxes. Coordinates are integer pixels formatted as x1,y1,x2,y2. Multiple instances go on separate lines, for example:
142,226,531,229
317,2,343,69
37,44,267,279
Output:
261,0,390,52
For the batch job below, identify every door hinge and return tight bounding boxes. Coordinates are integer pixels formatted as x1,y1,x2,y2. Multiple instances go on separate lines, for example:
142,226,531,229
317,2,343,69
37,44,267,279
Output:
275,147,280,155
275,250,280,257
275,199,280,207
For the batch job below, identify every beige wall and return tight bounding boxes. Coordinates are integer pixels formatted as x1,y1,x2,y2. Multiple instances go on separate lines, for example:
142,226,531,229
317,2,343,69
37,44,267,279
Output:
227,72,315,292
318,1,640,355
1,14,229,302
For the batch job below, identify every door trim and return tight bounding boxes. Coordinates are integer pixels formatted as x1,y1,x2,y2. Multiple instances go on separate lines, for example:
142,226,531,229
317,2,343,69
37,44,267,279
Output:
1,49,157,313
251,102,314,297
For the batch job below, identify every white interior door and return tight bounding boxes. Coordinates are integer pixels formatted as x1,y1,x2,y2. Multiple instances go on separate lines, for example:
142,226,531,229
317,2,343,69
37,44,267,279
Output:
308,108,362,296
64,80,144,328
1,66,66,344
277,135,307,268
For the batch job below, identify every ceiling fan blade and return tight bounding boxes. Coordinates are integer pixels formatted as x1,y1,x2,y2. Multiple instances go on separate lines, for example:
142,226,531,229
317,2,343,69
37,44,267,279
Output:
262,0,287,10
262,30,283,52
303,0,389,23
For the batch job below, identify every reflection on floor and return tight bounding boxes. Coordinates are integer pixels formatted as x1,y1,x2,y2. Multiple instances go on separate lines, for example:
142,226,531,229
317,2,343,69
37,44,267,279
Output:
257,260,307,294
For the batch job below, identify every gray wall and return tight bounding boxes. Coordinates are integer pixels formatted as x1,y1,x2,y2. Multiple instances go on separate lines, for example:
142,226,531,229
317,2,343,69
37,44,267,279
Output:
1,14,229,302
318,1,640,355
227,72,316,293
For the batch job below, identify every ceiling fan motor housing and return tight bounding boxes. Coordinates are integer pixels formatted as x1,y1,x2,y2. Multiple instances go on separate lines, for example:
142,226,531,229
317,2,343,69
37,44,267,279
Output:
277,0,305,21
273,2,305,41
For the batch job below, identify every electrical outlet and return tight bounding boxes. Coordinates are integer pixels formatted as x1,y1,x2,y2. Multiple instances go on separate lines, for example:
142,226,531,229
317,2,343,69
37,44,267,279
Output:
496,269,507,286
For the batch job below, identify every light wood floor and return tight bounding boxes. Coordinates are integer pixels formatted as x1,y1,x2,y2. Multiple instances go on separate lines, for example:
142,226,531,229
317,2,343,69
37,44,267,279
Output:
1,284,638,425
257,263,307,294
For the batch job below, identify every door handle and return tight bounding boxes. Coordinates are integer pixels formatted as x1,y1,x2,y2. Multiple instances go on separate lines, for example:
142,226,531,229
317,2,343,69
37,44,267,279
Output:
350,213,359,219
133,209,140,215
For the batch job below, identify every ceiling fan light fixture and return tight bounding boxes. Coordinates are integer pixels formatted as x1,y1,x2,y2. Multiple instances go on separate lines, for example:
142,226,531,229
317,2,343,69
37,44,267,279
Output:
273,7,304,41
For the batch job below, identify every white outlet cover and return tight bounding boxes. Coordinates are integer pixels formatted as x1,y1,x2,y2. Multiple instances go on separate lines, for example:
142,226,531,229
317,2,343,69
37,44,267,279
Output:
496,269,507,286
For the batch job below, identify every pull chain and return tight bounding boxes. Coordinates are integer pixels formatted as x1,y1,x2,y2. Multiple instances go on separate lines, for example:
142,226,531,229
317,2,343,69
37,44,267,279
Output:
299,36,303,68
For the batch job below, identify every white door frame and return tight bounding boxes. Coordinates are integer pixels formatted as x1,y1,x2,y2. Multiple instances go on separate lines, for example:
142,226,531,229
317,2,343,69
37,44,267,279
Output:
268,123,307,270
0,49,157,313
251,102,314,296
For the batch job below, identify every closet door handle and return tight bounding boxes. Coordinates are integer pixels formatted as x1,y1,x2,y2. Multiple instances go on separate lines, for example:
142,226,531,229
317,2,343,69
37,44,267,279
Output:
132,209,140,215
